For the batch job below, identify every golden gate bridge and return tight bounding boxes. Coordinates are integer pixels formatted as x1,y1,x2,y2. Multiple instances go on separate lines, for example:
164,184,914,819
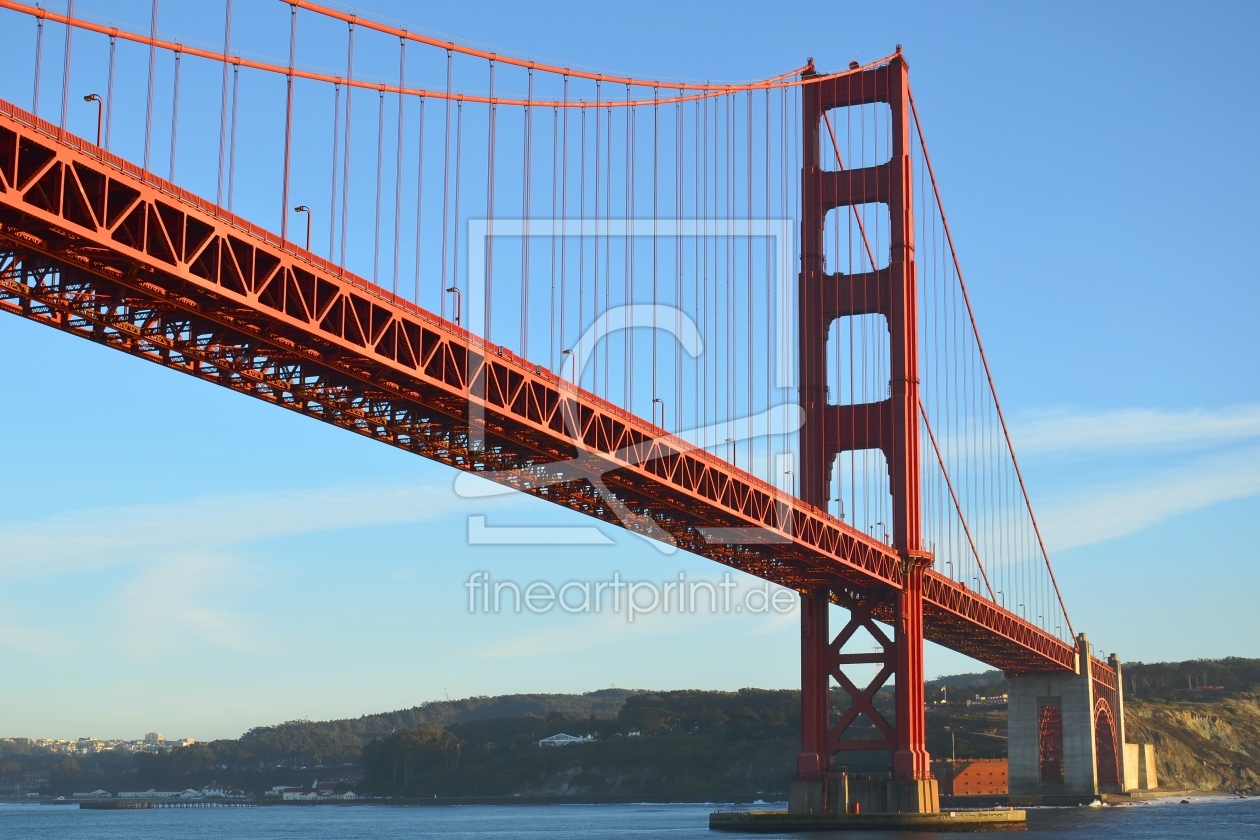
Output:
0,0,1136,817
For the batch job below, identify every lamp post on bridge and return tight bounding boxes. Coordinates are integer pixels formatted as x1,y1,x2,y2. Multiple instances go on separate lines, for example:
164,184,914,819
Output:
82,94,102,146
446,286,462,327
293,206,311,252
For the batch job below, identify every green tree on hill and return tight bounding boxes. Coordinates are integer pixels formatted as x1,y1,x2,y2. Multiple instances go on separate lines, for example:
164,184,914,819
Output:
361,725,466,792
47,757,82,794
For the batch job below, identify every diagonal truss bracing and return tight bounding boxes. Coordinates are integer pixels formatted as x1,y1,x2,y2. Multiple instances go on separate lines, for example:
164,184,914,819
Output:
0,96,1075,676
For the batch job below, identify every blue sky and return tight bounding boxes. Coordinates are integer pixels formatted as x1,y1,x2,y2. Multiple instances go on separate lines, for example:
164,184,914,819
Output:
0,0,1256,741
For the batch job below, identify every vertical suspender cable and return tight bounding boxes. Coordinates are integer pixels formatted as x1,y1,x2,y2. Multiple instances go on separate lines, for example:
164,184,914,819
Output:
339,22,355,269
281,5,297,242
908,93,1074,634
144,0,158,170
486,60,497,339
740,89,750,471
651,87,659,425
676,88,684,432
451,98,464,306
623,85,632,410
32,12,43,116
413,93,426,303
559,76,569,363
700,94,707,441
521,69,534,356
549,104,557,369
764,87,771,479
603,105,612,398
328,83,340,259
393,37,406,296
578,105,586,366
624,94,635,413
59,0,73,130
373,85,384,282
779,88,788,478
105,34,116,151
216,0,232,205
228,62,239,210
592,81,601,383
594,85,604,387
169,47,181,181
440,50,452,318
725,94,732,436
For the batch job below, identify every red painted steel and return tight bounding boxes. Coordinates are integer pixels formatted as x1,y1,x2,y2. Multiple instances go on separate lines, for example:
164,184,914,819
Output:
0,0,842,110
1038,704,1064,782
1091,657,1121,788
796,53,932,782
0,92,1077,673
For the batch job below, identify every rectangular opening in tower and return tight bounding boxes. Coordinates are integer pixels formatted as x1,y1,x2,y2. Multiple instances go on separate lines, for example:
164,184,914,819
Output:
824,203,889,275
829,448,891,543
826,313,890,406
818,103,892,173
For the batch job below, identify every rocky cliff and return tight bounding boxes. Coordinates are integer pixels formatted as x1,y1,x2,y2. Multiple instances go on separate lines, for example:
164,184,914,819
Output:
1126,696,1260,794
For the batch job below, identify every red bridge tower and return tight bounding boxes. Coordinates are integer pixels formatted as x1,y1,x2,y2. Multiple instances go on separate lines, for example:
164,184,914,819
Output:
791,50,939,815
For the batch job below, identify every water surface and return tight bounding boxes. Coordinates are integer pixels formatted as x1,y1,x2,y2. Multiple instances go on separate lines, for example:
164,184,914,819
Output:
1,797,1256,838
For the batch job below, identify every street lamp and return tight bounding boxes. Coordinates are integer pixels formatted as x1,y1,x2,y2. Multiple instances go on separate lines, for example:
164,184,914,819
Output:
83,94,102,146
873,521,887,544
725,437,735,466
652,397,665,429
293,206,311,251
783,468,794,497
446,286,462,326
561,349,573,382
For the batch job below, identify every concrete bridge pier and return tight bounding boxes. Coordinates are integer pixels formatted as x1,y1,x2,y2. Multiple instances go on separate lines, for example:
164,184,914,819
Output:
1008,634,1097,803
1008,634,1155,805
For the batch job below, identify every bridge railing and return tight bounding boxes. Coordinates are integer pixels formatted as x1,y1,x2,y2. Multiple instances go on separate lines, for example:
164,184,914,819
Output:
0,0,1075,654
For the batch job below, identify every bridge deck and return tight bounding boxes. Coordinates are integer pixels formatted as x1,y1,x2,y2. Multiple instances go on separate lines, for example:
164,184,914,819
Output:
0,97,1074,675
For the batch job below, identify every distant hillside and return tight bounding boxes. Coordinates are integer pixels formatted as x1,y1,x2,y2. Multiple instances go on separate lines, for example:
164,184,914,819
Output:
235,689,637,766
928,670,1005,691
1123,657,1260,701
7,658,1260,799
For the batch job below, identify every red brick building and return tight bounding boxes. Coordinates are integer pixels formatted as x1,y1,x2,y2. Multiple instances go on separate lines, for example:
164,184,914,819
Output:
932,759,1008,796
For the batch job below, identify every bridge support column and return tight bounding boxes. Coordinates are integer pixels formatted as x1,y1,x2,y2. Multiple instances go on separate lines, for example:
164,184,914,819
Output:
888,555,937,812
1008,634,1099,804
789,588,830,814
791,50,937,816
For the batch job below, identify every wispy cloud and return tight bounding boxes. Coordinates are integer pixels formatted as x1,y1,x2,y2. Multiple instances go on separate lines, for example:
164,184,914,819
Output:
0,482,525,655
1038,443,1260,551
1014,404,1260,455
0,483,518,579
111,553,264,655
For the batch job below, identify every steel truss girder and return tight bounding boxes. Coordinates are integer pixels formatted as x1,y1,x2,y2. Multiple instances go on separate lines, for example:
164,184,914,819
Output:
826,587,897,755
0,95,1075,676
